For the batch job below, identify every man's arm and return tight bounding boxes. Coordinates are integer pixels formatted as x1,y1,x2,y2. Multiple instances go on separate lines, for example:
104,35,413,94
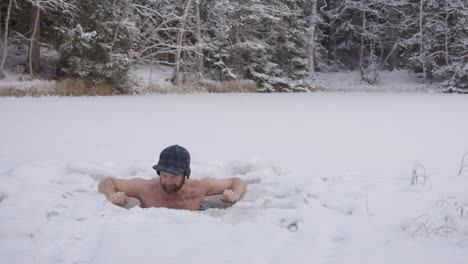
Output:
202,177,247,203
98,177,145,206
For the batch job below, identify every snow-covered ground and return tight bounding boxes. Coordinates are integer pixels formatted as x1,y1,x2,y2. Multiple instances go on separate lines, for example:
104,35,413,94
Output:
1,93,468,264
130,65,443,93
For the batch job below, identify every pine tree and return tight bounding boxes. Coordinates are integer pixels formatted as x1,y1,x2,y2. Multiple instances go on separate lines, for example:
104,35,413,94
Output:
57,0,138,89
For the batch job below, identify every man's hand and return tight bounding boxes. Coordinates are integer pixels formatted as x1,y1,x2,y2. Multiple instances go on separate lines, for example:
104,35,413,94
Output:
221,189,241,203
109,191,128,206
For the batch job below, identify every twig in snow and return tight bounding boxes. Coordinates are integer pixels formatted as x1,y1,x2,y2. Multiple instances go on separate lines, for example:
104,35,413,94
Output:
458,152,468,176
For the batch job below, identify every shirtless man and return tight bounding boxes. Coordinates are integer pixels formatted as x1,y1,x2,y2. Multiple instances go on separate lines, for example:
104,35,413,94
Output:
98,145,247,210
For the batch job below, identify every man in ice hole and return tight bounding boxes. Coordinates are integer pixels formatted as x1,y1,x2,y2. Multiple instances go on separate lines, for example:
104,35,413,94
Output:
98,145,247,210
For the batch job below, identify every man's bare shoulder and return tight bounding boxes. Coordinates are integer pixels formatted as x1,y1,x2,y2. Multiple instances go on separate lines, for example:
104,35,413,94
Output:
192,178,219,186
133,177,157,187
186,178,203,187
196,178,235,195
184,179,209,192
116,177,153,184
198,177,234,185
114,177,156,190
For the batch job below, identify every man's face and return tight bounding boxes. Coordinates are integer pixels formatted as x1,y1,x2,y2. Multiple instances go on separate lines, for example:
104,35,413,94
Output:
160,172,185,193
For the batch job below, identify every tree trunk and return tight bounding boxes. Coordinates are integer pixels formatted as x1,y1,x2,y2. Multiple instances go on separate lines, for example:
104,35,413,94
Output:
173,0,193,86
419,0,425,78
27,4,41,77
195,0,203,80
386,6,400,71
327,0,336,68
307,0,317,79
0,0,13,79
444,0,449,66
0,0,2,38
359,10,366,80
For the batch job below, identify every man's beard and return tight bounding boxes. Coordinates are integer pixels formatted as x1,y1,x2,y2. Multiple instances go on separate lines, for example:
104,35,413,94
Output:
161,177,185,194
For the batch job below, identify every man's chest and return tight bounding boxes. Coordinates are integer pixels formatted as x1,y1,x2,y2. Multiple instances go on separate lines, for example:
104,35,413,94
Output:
140,191,205,210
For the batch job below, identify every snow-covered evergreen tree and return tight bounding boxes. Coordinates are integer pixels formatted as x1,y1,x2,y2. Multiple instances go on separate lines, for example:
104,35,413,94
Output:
202,0,316,91
57,0,138,89
326,0,409,84
400,0,467,89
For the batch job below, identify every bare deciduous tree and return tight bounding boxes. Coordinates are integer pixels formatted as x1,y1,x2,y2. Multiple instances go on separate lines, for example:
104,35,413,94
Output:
172,0,193,86
25,0,77,78
0,0,13,79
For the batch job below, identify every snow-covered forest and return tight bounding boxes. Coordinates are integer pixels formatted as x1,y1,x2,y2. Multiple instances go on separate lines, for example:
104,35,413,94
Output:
0,0,466,93
1,1,468,263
